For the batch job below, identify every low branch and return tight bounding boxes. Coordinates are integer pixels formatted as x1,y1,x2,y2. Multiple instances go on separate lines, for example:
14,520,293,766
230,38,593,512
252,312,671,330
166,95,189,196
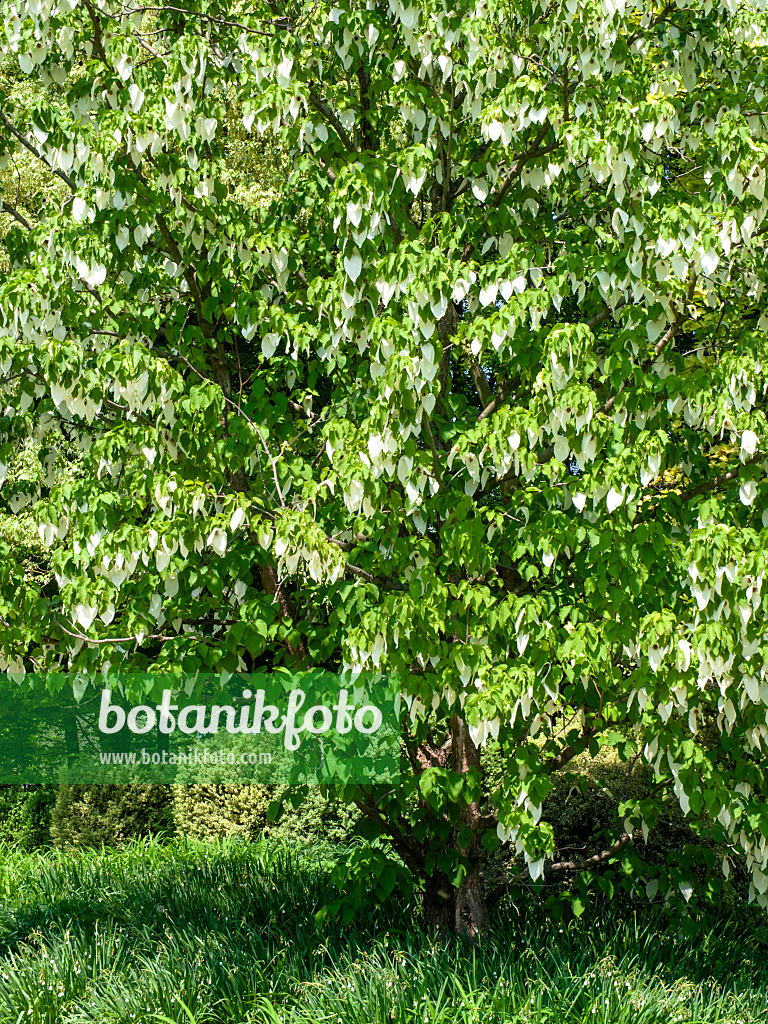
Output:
486,832,632,911
354,797,424,868
549,832,632,873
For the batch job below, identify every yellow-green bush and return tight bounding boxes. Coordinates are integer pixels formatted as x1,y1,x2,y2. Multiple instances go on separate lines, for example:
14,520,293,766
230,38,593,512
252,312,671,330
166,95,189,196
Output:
265,787,361,846
171,783,360,846
170,784,271,842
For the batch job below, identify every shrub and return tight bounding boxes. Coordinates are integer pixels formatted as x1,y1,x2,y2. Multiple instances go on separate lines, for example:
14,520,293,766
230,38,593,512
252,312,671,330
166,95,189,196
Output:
171,783,360,847
170,784,271,842
265,786,360,848
50,785,173,848
46,781,361,850
0,784,56,850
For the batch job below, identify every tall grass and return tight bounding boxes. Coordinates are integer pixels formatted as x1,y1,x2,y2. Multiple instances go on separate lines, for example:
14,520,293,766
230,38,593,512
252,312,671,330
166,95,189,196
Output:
0,836,765,1024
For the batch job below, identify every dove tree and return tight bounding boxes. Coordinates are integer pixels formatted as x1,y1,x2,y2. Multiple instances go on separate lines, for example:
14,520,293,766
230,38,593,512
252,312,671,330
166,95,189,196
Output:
2,0,768,936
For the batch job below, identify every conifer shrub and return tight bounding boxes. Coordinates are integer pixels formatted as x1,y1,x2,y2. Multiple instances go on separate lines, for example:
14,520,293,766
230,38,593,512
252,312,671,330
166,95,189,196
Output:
50,784,173,848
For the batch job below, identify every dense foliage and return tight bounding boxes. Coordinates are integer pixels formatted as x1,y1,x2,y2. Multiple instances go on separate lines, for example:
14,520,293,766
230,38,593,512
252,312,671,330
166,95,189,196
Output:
1,0,768,933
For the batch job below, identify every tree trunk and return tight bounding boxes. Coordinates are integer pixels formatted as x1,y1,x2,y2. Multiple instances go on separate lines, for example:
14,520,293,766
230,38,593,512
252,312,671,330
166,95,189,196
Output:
420,715,490,938
451,714,489,938
422,870,456,935
454,867,488,938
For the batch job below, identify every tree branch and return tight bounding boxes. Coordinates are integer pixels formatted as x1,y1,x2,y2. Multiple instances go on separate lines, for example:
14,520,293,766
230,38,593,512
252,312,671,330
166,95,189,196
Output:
492,121,554,208
0,199,33,230
542,724,599,774
469,358,493,408
306,88,356,151
354,796,424,867
486,833,632,911
0,110,75,191
548,832,632,874
678,452,763,501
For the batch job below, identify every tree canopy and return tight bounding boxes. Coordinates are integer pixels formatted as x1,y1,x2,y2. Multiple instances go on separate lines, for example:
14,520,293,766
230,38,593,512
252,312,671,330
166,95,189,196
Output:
1,0,768,935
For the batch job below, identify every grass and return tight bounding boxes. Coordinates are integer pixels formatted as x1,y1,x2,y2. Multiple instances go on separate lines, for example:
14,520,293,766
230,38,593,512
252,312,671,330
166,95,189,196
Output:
0,837,766,1023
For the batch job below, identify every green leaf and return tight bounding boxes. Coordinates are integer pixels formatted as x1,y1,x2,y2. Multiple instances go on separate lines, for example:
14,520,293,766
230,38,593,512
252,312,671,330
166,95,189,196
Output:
571,895,587,918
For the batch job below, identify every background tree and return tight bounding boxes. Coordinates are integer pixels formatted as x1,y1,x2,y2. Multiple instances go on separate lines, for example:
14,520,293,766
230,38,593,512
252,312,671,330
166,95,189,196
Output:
1,0,768,936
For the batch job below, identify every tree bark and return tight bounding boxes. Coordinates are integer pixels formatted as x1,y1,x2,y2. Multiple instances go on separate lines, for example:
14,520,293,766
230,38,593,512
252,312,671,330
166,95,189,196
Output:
450,714,488,938
422,870,456,935
454,868,488,938
419,715,490,938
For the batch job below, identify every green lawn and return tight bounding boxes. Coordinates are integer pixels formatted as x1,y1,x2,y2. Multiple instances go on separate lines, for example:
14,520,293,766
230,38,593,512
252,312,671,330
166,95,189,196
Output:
0,838,765,1024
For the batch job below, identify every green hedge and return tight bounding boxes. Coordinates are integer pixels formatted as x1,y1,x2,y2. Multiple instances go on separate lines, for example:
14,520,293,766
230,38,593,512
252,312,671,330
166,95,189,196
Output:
38,782,359,850
50,784,173,848
0,785,56,850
